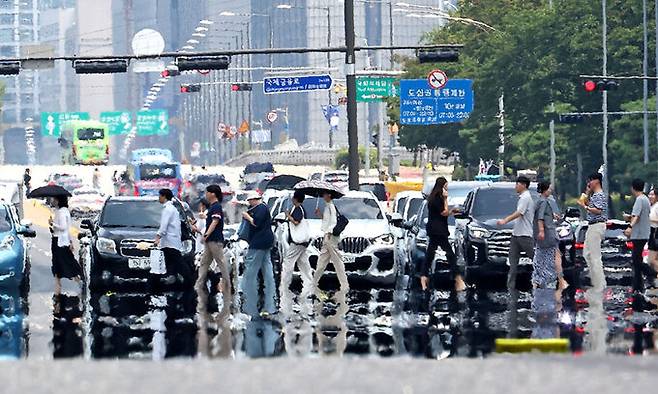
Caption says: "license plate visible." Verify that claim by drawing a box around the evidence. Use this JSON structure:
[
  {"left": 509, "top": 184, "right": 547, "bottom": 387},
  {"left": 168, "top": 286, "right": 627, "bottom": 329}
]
[
  {"left": 128, "top": 257, "right": 150, "bottom": 270},
  {"left": 601, "top": 247, "right": 619, "bottom": 254},
  {"left": 342, "top": 255, "right": 356, "bottom": 264},
  {"left": 519, "top": 257, "right": 532, "bottom": 265}
]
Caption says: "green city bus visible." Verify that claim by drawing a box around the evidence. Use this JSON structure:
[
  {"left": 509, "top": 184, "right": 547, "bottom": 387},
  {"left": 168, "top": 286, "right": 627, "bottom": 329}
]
[{"left": 61, "top": 120, "right": 110, "bottom": 165}]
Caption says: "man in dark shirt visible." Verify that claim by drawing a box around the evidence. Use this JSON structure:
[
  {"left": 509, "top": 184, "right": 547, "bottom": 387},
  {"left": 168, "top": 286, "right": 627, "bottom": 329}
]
[
  {"left": 195, "top": 184, "right": 230, "bottom": 315},
  {"left": 242, "top": 191, "right": 276, "bottom": 317}
]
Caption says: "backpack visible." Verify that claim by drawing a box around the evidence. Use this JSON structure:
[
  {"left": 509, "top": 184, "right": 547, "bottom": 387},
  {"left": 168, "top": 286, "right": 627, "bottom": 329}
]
[{"left": 332, "top": 206, "right": 349, "bottom": 237}]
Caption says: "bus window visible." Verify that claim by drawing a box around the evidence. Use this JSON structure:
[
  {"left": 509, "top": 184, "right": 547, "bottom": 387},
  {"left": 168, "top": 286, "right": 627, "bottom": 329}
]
[{"left": 77, "top": 128, "right": 105, "bottom": 140}]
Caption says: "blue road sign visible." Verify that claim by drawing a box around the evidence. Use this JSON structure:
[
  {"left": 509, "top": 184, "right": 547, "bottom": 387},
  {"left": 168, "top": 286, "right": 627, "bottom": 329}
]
[
  {"left": 399, "top": 79, "right": 474, "bottom": 125},
  {"left": 263, "top": 75, "right": 333, "bottom": 94}
]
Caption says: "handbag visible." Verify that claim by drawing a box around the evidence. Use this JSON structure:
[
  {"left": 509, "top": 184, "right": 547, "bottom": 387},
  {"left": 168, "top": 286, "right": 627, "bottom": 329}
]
[
  {"left": 289, "top": 206, "right": 311, "bottom": 245},
  {"left": 332, "top": 206, "right": 349, "bottom": 237},
  {"left": 237, "top": 218, "right": 251, "bottom": 241},
  {"left": 150, "top": 248, "right": 166, "bottom": 274}
]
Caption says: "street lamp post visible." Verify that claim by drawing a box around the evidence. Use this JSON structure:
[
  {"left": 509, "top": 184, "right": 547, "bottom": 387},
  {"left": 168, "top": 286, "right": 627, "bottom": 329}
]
[{"left": 345, "top": 0, "right": 359, "bottom": 190}]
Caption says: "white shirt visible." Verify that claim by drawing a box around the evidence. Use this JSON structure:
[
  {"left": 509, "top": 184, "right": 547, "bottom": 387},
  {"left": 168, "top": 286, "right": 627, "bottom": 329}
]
[
  {"left": 195, "top": 210, "right": 207, "bottom": 253},
  {"left": 52, "top": 207, "right": 72, "bottom": 247},
  {"left": 157, "top": 201, "right": 182, "bottom": 251},
  {"left": 650, "top": 202, "right": 658, "bottom": 228},
  {"left": 320, "top": 201, "right": 337, "bottom": 235}
]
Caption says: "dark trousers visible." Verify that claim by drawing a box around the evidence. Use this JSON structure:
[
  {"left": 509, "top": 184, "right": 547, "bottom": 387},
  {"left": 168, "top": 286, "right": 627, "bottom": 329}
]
[
  {"left": 631, "top": 239, "right": 657, "bottom": 292},
  {"left": 162, "top": 247, "right": 193, "bottom": 284},
  {"left": 422, "top": 234, "right": 458, "bottom": 277}
]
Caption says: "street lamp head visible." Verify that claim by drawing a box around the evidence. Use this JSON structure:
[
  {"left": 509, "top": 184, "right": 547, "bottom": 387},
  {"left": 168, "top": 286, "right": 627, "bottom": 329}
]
[
  {"left": 276, "top": 4, "right": 293, "bottom": 9},
  {"left": 199, "top": 20, "right": 214, "bottom": 25},
  {"left": 219, "top": 11, "right": 236, "bottom": 16}
]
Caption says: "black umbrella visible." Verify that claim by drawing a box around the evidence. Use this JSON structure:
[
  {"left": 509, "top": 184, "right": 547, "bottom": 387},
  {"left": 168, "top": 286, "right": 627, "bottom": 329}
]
[
  {"left": 265, "top": 174, "right": 305, "bottom": 191},
  {"left": 27, "top": 185, "right": 72, "bottom": 199},
  {"left": 294, "top": 180, "right": 344, "bottom": 199}
]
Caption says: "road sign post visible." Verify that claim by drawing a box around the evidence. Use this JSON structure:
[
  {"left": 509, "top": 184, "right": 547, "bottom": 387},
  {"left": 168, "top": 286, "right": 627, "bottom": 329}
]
[
  {"left": 356, "top": 77, "right": 396, "bottom": 102},
  {"left": 263, "top": 75, "right": 333, "bottom": 94},
  {"left": 399, "top": 79, "right": 474, "bottom": 125}
]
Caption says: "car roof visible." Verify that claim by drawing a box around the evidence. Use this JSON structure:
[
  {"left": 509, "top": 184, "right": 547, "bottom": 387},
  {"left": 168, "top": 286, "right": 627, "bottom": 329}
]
[
  {"left": 108, "top": 196, "right": 159, "bottom": 202},
  {"left": 395, "top": 190, "right": 422, "bottom": 200}
]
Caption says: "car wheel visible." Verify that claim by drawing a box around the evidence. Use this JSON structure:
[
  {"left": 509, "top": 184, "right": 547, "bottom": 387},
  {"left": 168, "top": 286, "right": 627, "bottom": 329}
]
[{"left": 19, "top": 257, "right": 31, "bottom": 314}]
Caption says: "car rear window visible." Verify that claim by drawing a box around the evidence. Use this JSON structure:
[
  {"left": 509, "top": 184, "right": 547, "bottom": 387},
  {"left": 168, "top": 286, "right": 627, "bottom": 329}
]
[{"left": 359, "top": 184, "right": 387, "bottom": 201}]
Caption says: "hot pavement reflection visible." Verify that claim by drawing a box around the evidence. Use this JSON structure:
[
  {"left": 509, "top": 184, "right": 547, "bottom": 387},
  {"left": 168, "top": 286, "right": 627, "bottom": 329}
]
[{"left": 9, "top": 257, "right": 658, "bottom": 359}]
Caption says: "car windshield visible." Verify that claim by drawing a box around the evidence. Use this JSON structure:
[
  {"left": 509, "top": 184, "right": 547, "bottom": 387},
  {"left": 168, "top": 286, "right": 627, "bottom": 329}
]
[
  {"left": 471, "top": 188, "right": 520, "bottom": 219},
  {"left": 100, "top": 200, "right": 162, "bottom": 228},
  {"left": 302, "top": 197, "right": 383, "bottom": 220},
  {"left": 139, "top": 164, "right": 177, "bottom": 180},
  {"left": 0, "top": 207, "right": 12, "bottom": 232},
  {"left": 77, "top": 128, "right": 104, "bottom": 140},
  {"left": 194, "top": 175, "right": 226, "bottom": 185},
  {"left": 359, "top": 184, "right": 386, "bottom": 201}
]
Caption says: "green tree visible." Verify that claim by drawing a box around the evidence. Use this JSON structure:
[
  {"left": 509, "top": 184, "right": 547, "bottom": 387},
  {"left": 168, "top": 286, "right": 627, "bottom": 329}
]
[{"left": 393, "top": 0, "right": 657, "bottom": 199}]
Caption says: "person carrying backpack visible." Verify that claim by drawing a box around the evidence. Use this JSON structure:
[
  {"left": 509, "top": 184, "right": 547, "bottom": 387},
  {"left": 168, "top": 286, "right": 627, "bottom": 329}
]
[{"left": 313, "top": 191, "right": 349, "bottom": 296}]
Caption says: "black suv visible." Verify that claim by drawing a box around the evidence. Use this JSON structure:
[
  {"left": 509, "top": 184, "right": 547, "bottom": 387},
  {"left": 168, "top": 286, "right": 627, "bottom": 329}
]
[
  {"left": 454, "top": 184, "right": 576, "bottom": 285},
  {"left": 81, "top": 196, "right": 196, "bottom": 292}
]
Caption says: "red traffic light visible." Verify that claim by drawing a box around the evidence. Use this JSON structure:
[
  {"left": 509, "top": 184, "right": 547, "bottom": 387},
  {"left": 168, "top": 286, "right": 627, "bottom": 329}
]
[
  {"left": 584, "top": 80, "right": 597, "bottom": 92},
  {"left": 180, "top": 85, "right": 190, "bottom": 93},
  {"left": 231, "top": 84, "right": 240, "bottom": 92}
]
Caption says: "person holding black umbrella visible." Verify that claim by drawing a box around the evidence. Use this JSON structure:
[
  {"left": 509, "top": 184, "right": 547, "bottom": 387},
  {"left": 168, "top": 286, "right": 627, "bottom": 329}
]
[{"left": 49, "top": 195, "right": 82, "bottom": 294}]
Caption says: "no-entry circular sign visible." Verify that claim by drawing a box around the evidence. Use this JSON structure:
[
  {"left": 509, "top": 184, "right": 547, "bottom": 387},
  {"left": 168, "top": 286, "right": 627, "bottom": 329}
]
[
  {"left": 428, "top": 69, "right": 448, "bottom": 89},
  {"left": 267, "top": 111, "right": 278, "bottom": 123}
]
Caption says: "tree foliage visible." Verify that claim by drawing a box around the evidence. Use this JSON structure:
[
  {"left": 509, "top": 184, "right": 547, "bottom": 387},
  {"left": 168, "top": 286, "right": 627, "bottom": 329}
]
[{"left": 393, "top": 0, "right": 658, "bottom": 197}]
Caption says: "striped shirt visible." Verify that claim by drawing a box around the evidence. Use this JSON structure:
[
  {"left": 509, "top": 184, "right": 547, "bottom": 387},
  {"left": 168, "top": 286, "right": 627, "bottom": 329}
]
[{"left": 587, "top": 191, "right": 608, "bottom": 224}]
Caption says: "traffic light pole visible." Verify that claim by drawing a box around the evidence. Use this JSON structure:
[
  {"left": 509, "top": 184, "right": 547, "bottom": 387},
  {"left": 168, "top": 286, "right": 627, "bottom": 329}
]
[
  {"left": 345, "top": 0, "right": 360, "bottom": 190},
  {"left": 602, "top": 0, "right": 610, "bottom": 196}
]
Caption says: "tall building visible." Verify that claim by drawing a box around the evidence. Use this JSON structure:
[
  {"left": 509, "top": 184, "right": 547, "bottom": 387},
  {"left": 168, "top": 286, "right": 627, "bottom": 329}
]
[{"left": 0, "top": 0, "right": 41, "bottom": 126}]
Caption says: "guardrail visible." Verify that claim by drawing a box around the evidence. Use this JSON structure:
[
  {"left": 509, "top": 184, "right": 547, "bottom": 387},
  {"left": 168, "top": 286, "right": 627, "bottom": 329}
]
[{"left": 224, "top": 147, "right": 417, "bottom": 167}]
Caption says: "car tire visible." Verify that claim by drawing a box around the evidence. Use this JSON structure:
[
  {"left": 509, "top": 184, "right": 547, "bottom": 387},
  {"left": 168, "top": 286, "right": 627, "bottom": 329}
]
[{"left": 19, "top": 257, "right": 31, "bottom": 314}]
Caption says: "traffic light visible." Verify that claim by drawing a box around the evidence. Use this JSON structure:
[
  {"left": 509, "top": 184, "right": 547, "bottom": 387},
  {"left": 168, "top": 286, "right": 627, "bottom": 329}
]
[
  {"left": 417, "top": 48, "right": 459, "bottom": 63},
  {"left": 558, "top": 114, "right": 586, "bottom": 124},
  {"left": 370, "top": 133, "right": 379, "bottom": 147},
  {"left": 176, "top": 56, "right": 230, "bottom": 71},
  {"left": 73, "top": 59, "right": 128, "bottom": 74},
  {"left": 0, "top": 61, "right": 20, "bottom": 75},
  {"left": 231, "top": 83, "right": 252, "bottom": 92},
  {"left": 161, "top": 67, "right": 180, "bottom": 78},
  {"left": 180, "top": 83, "right": 201, "bottom": 93},
  {"left": 583, "top": 79, "right": 618, "bottom": 92}
]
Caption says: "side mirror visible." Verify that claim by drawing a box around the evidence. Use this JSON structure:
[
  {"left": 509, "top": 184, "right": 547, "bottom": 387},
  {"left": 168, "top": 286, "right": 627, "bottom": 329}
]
[
  {"left": 273, "top": 212, "right": 287, "bottom": 223},
  {"left": 402, "top": 220, "right": 415, "bottom": 231},
  {"left": 454, "top": 211, "right": 469, "bottom": 220},
  {"left": 19, "top": 219, "right": 32, "bottom": 228},
  {"left": 388, "top": 213, "right": 404, "bottom": 227},
  {"left": 565, "top": 207, "right": 581, "bottom": 219},
  {"left": 80, "top": 219, "right": 93, "bottom": 230},
  {"left": 17, "top": 227, "right": 36, "bottom": 238}
]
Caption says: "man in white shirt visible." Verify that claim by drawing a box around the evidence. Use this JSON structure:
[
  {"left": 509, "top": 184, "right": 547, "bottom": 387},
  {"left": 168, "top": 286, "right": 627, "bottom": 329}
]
[
  {"left": 154, "top": 188, "right": 183, "bottom": 280},
  {"left": 312, "top": 191, "right": 349, "bottom": 296}
]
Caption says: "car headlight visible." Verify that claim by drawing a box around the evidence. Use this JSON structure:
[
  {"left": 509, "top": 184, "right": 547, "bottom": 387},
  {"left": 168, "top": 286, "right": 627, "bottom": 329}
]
[
  {"left": 470, "top": 227, "right": 490, "bottom": 239},
  {"left": 182, "top": 240, "right": 193, "bottom": 255},
  {"left": 96, "top": 237, "right": 117, "bottom": 255},
  {"left": 372, "top": 233, "right": 394, "bottom": 246},
  {"left": 0, "top": 235, "right": 15, "bottom": 250}
]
